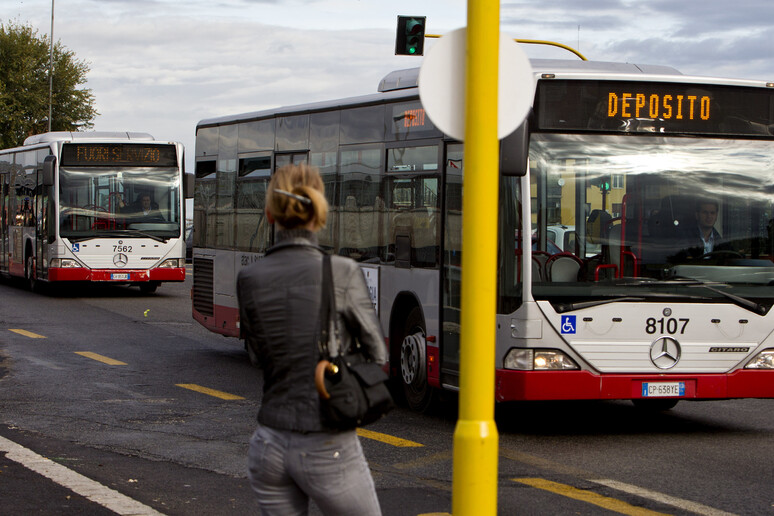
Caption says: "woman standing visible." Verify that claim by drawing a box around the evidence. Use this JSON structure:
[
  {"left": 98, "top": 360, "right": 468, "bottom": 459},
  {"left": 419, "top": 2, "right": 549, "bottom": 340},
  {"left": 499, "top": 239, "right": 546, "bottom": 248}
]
[{"left": 237, "top": 163, "right": 386, "bottom": 515}]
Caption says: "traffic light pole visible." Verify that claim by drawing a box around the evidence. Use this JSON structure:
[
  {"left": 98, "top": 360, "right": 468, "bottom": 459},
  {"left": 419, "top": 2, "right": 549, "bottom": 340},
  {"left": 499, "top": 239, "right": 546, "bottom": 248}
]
[{"left": 452, "top": 0, "right": 500, "bottom": 514}]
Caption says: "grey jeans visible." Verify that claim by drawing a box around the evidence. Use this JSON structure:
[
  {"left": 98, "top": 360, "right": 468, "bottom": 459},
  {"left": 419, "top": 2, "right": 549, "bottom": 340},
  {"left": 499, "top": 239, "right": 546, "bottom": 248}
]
[{"left": 247, "top": 423, "right": 382, "bottom": 516}]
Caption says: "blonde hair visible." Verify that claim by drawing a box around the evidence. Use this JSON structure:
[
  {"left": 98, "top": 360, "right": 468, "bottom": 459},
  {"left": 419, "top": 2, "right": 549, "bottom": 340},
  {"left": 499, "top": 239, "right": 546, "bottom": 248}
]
[{"left": 266, "top": 163, "right": 328, "bottom": 231}]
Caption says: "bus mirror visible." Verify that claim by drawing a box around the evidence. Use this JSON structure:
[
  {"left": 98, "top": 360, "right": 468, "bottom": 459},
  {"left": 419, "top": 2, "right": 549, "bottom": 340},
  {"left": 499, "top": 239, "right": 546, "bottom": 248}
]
[
  {"left": 500, "top": 120, "right": 528, "bottom": 176},
  {"left": 42, "top": 155, "right": 56, "bottom": 186},
  {"left": 184, "top": 173, "right": 195, "bottom": 199}
]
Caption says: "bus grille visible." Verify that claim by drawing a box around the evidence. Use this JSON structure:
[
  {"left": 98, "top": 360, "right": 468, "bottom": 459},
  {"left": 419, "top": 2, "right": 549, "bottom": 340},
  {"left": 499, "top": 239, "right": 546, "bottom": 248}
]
[{"left": 193, "top": 257, "right": 214, "bottom": 317}]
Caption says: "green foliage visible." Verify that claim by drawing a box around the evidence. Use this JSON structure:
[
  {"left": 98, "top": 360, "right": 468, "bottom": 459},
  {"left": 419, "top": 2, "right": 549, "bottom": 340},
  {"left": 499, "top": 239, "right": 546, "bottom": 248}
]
[{"left": 0, "top": 21, "right": 97, "bottom": 149}]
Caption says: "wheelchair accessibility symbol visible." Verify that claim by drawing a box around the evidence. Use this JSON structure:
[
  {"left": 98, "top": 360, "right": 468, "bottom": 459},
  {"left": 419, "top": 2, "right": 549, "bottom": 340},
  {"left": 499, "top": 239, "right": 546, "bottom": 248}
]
[
  {"left": 561, "top": 315, "right": 576, "bottom": 334},
  {"left": 72, "top": 243, "right": 80, "bottom": 253}
]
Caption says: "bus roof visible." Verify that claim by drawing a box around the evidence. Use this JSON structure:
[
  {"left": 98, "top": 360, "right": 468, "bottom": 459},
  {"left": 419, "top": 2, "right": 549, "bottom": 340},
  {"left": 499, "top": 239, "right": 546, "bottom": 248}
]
[
  {"left": 22, "top": 131, "right": 156, "bottom": 146},
  {"left": 197, "top": 58, "right": 774, "bottom": 130}
]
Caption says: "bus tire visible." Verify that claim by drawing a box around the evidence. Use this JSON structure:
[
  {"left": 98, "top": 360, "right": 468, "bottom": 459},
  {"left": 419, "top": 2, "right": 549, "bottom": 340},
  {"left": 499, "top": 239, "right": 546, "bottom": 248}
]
[
  {"left": 139, "top": 282, "right": 159, "bottom": 294},
  {"left": 399, "top": 306, "right": 434, "bottom": 412},
  {"left": 631, "top": 399, "right": 679, "bottom": 411}
]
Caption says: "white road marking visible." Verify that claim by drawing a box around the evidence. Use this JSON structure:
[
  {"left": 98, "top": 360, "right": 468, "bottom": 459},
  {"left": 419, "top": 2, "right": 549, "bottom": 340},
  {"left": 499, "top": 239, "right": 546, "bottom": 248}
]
[
  {"left": 590, "top": 478, "right": 738, "bottom": 516},
  {"left": 0, "top": 434, "right": 165, "bottom": 515}
]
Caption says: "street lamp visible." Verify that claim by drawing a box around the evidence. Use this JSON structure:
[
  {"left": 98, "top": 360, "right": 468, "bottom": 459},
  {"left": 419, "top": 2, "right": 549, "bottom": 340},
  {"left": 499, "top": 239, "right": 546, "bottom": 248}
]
[{"left": 48, "top": 0, "right": 54, "bottom": 132}]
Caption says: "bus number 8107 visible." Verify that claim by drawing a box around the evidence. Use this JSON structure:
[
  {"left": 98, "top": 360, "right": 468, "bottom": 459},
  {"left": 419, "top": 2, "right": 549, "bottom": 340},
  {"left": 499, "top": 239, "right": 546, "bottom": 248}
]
[{"left": 646, "top": 317, "right": 689, "bottom": 335}]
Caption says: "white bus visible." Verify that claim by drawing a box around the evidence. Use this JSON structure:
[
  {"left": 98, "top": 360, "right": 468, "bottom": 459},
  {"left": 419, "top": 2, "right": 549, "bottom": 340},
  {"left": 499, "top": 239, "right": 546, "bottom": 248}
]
[
  {"left": 192, "top": 59, "right": 774, "bottom": 411},
  {"left": 0, "top": 132, "right": 190, "bottom": 293}
]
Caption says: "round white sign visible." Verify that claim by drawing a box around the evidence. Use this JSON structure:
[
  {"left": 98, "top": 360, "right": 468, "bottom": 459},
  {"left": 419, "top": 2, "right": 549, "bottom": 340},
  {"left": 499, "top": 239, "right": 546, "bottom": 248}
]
[{"left": 418, "top": 27, "right": 535, "bottom": 141}]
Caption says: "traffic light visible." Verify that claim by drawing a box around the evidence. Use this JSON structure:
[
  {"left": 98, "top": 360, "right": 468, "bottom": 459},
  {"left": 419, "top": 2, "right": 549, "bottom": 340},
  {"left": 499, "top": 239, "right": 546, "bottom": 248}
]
[
  {"left": 596, "top": 175, "right": 611, "bottom": 192},
  {"left": 395, "top": 16, "right": 426, "bottom": 56}
]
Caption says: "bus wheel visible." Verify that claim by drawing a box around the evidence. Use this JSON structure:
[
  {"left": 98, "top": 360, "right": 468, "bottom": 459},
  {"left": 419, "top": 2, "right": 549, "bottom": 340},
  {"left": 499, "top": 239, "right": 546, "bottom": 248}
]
[
  {"left": 400, "top": 307, "right": 434, "bottom": 412},
  {"left": 139, "top": 282, "right": 159, "bottom": 294},
  {"left": 631, "top": 399, "right": 679, "bottom": 411}
]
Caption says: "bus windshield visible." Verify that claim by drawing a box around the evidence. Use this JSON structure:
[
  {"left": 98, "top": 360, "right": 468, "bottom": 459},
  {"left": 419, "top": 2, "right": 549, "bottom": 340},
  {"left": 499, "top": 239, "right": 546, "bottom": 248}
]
[
  {"left": 58, "top": 166, "right": 181, "bottom": 241},
  {"left": 522, "top": 134, "right": 774, "bottom": 312}
]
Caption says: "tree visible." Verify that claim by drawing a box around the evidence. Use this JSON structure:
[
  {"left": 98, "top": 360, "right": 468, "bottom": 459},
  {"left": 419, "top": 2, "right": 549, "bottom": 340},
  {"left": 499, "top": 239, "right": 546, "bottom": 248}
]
[{"left": 0, "top": 21, "right": 97, "bottom": 149}]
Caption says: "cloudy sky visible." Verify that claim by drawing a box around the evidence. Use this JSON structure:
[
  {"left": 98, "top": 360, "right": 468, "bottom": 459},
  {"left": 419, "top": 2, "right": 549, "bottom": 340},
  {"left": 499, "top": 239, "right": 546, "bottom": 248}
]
[{"left": 5, "top": 0, "right": 774, "bottom": 172}]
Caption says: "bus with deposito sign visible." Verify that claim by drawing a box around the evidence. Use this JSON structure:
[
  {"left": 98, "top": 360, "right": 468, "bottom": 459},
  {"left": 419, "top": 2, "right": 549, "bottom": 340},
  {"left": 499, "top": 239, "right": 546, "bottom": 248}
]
[
  {"left": 192, "top": 58, "right": 774, "bottom": 411},
  {"left": 0, "top": 132, "right": 190, "bottom": 293}
]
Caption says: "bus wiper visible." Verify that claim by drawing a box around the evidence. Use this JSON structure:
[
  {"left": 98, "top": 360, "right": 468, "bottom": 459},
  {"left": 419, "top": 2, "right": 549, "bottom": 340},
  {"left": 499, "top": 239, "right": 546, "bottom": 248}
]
[
  {"left": 91, "top": 229, "right": 167, "bottom": 243},
  {"left": 686, "top": 281, "right": 766, "bottom": 315},
  {"left": 553, "top": 288, "right": 714, "bottom": 313},
  {"left": 555, "top": 297, "right": 645, "bottom": 313}
]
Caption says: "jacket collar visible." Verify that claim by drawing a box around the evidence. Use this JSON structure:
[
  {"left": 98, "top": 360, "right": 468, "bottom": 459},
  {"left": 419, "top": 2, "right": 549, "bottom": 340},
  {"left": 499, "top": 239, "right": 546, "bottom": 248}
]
[{"left": 266, "top": 229, "right": 323, "bottom": 255}]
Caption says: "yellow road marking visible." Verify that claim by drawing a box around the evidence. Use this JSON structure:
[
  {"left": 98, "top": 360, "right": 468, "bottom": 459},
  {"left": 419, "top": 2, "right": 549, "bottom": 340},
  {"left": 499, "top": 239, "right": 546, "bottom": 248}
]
[
  {"left": 74, "top": 352, "right": 127, "bottom": 366},
  {"left": 176, "top": 384, "right": 245, "bottom": 400},
  {"left": 9, "top": 329, "right": 46, "bottom": 339},
  {"left": 513, "top": 478, "right": 670, "bottom": 516},
  {"left": 392, "top": 450, "right": 452, "bottom": 471},
  {"left": 356, "top": 428, "right": 424, "bottom": 448}
]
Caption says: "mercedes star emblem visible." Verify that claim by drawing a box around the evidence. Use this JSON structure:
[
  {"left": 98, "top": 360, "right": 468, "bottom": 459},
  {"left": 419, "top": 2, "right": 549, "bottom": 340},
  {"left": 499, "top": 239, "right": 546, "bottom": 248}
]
[
  {"left": 649, "top": 337, "right": 681, "bottom": 369},
  {"left": 113, "top": 253, "right": 128, "bottom": 267}
]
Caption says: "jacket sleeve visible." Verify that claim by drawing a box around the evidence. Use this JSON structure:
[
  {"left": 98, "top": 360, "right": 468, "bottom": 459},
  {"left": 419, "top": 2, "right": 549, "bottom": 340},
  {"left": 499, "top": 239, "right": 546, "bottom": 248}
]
[
  {"left": 336, "top": 258, "right": 387, "bottom": 365},
  {"left": 236, "top": 270, "right": 261, "bottom": 359}
]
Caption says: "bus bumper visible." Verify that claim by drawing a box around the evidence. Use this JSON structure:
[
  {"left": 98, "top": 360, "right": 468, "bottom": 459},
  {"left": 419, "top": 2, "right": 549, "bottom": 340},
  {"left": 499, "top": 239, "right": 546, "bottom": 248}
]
[
  {"left": 495, "top": 369, "right": 774, "bottom": 401},
  {"left": 48, "top": 267, "right": 185, "bottom": 282}
]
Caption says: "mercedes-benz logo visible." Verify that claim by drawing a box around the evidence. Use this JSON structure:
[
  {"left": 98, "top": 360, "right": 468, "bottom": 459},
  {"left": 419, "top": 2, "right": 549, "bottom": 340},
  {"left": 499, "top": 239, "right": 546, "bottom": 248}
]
[
  {"left": 649, "top": 337, "right": 681, "bottom": 369},
  {"left": 113, "top": 253, "right": 128, "bottom": 267}
]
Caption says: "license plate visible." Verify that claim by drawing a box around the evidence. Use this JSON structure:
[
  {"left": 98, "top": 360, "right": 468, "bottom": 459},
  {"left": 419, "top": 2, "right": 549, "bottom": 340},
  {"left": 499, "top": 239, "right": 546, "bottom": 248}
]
[
  {"left": 111, "top": 273, "right": 130, "bottom": 280},
  {"left": 642, "top": 382, "right": 685, "bottom": 397}
]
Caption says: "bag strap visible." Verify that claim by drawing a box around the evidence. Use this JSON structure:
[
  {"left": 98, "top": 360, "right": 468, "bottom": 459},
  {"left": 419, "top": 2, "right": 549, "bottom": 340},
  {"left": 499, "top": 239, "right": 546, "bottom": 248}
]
[{"left": 317, "top": 254, "right": 340, "bottom": 359}]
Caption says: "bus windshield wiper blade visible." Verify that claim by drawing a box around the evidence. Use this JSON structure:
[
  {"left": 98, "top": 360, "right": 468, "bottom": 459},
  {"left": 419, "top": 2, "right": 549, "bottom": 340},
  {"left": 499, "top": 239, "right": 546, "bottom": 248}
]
[
  {"left": 555, "top": 296, "right": 645, "bottom": 313},
  {"left": 668, "top": 275, "right": 766, "bottom": 315},
  {"left": 687, "top": 283, "right": 766, "bottom": 315},
  {"left": 92, "top": 229, "right": 167, "bottom": 243}
]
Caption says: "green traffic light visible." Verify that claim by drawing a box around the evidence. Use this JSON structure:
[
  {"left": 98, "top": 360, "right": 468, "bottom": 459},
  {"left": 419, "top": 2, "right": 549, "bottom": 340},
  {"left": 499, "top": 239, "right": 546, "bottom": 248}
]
[{"left": 395, "top": 15, "right": 426, "bottom": 56}]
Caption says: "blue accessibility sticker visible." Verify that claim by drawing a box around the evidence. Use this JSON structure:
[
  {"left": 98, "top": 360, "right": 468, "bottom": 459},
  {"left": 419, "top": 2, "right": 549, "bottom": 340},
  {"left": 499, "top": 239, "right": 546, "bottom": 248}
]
[
  {"left": 72, "top": 243, "right": 80, "bottom": 252},
  {"left": 560, "top": 315, "right": 576, "bottom": 334}
]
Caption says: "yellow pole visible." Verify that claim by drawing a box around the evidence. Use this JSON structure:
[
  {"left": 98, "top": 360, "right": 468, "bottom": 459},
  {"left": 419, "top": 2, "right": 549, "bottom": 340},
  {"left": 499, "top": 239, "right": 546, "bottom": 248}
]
[{"left": 452, "top": 0, "right": 500, "bottom": 515}]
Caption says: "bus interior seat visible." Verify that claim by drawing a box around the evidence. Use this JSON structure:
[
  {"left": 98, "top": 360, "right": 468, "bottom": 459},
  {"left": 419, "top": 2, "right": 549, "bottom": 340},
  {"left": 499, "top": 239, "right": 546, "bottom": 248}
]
[
  {"left": 532, "top": 251, "right": 550, "bottom": 281},
  {"left": 546, "top": 252, "right": 583, "bottom": 282}
]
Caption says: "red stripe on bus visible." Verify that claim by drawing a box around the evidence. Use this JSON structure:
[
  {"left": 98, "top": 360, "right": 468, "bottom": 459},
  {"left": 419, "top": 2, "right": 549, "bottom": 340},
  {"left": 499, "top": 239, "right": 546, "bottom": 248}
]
[
  {"left": 495, "top": 369, "right": 774, "bottom": 401},
  {"left": 47, "top": 268, "right": 184, "bottom": 282}
]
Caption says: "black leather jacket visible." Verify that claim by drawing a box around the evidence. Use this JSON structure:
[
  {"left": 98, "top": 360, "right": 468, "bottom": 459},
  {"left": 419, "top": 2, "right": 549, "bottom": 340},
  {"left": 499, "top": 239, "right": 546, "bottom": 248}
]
[{"left": 237, "top": 230, "right": 387, "bottom": 433}]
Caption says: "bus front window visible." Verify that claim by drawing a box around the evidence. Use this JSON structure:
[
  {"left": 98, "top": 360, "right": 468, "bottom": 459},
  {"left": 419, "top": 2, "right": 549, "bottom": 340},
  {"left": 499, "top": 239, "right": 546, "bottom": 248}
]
[
  {"left": 59, "top": 166, "right": 180, "bottom": 240},
  {"left": 522, "top": 134, "right": 774, "bottom": 314}
]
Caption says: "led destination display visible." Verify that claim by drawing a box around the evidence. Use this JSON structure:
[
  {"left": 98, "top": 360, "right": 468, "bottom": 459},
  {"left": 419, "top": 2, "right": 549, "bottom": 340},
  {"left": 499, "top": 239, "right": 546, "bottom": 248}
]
[
  {"left": 61, "top": 143, "right": 177, "bottom": 167},
  {"left": 537, "top": 80, "right": 774, "bottom": 136}
]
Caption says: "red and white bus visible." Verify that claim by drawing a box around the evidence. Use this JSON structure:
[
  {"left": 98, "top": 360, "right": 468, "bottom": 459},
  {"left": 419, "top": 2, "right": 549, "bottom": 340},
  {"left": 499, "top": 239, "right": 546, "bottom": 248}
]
[
  {"left": 0, "top": 131, "right": 190, "bottom": 293},
  {"left": 192, "top": 59, "right": 774, "bottom": 411}
]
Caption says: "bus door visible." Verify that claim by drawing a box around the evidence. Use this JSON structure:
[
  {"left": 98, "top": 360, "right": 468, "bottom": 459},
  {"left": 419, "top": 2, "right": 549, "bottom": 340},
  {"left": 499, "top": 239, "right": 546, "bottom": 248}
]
[
  {"left": 35, "top": 151, "right": 54, "bottom": 282},
  {"left": 441, "top": 143, "right": 464, "bottom": 387},
  {"left": 0, "top": 171, "right": 7, "bottom": 274}
]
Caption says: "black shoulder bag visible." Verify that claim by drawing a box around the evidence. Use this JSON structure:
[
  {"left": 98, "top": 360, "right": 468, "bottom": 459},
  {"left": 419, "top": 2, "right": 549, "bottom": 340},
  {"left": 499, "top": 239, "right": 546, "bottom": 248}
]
[{"left": 314, "top": 254, "right": 394, "bottom": 429}]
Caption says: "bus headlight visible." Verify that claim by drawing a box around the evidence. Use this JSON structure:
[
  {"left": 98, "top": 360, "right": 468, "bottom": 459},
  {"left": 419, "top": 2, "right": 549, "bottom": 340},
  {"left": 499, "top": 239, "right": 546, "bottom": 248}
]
[
  {"left": 744, "top": 349, "right": 774, "bottom": 369},
  {"left": 504, "top": 348, "right": 579, "bottom": 371},
  {"left": 50, "top": 258, "right": 80, "bottom": 268},
  {"left": 159, "top": 258, "right": 183, "bottom": 268}
]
